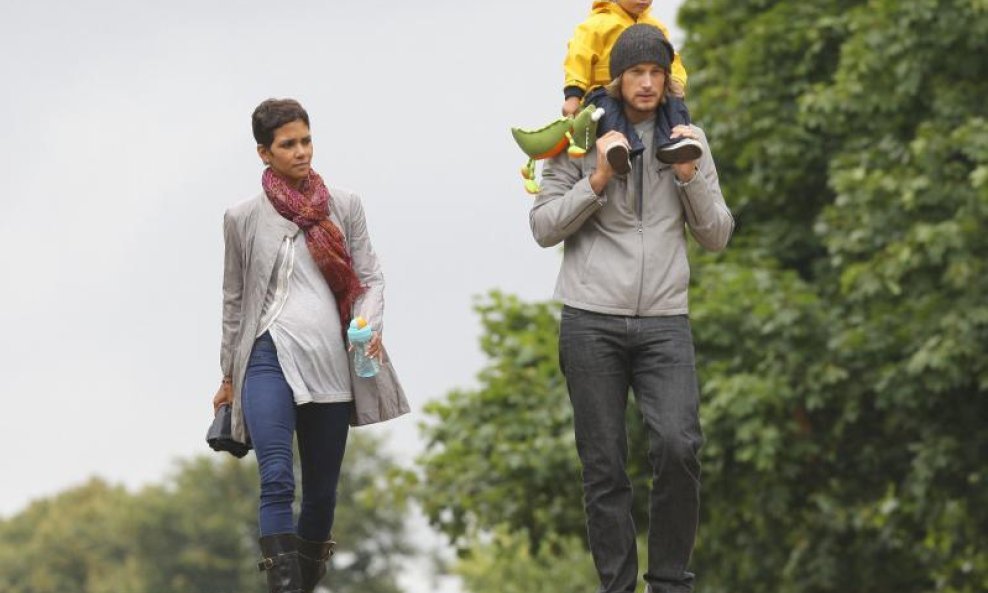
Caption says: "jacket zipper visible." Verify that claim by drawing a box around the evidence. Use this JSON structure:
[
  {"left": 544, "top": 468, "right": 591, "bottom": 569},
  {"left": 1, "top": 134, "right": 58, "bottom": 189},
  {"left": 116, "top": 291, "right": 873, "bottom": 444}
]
[{"left": 634, "top": 153, "right": 645, "bottom": 316}]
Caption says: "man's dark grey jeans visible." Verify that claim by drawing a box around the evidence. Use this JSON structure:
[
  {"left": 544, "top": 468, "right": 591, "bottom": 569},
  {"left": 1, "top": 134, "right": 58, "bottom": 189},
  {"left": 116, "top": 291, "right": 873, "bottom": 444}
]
[{"left": 559, "top": 306, "right": 702, "bottom": 593}]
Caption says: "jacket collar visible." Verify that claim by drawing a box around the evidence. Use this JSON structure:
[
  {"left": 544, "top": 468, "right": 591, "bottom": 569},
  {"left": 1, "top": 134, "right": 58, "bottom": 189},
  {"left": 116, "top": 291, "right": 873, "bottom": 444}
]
[{"left": 256, "top": 192, "right": 301, "bottom": 237}]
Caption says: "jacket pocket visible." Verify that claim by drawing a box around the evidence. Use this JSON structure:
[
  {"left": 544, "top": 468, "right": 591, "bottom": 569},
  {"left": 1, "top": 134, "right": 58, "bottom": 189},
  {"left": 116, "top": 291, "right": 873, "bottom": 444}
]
[{"left": 578, "top": 233, "right": 599, "bottom": 285}]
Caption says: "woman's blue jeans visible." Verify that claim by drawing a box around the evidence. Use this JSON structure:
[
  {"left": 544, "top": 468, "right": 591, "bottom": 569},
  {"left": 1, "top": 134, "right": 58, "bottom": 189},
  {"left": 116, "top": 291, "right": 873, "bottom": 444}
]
[{"left": 242, "top": 332, "right": 351, "bottom": 540}]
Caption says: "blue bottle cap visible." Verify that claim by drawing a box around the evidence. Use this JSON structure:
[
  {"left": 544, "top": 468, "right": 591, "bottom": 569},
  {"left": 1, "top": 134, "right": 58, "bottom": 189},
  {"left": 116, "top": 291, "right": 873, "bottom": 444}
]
[{"left": 347, "top": 318, "right": 373, "bottom": 341}]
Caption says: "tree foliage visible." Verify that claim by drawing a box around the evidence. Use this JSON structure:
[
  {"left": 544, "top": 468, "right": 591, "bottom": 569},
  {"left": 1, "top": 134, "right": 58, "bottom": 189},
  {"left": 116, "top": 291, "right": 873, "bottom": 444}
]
[
  {"left": 416, "top": 293, "right": 595, "bottom": 551},
  {"left": 0, "top": 433, "right": 410, "bottom": 593},
  {"left": 417, "top": 1, "right": 988, "bottom": 592},
  {"left": 453, "top": 531, "right": 601, "bottom": 593},
  {"left": 682, "top": 0, "right": 988, "bottom": 590}
]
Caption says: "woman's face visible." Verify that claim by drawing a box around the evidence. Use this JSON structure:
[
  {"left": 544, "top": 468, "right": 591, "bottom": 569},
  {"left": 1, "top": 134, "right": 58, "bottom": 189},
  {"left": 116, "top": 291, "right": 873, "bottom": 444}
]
[{"left": 258, "top": 119, "right": 313, "bottom": 185}]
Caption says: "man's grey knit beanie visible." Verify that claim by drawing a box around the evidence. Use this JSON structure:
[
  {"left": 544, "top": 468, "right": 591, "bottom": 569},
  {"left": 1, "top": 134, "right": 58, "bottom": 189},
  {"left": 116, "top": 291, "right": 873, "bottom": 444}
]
[{"left": 609, "top": 24, "right": 675, "bottom": 80}]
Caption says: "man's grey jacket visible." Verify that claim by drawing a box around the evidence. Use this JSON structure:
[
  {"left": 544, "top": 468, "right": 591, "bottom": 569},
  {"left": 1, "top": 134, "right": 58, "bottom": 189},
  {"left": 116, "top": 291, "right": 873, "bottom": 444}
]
[{"left": 530, "top": 126, "right": 734, "bottom": 316}]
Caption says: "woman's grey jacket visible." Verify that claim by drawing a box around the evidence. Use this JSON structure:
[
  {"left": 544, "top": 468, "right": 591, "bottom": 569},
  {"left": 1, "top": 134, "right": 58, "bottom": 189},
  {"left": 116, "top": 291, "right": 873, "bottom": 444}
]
[
  {"left": 530, "top": 126, "right": 733, "bottom": 316},
  {"left": 221, "top": 188, "right": 409, "bottom": 444}
]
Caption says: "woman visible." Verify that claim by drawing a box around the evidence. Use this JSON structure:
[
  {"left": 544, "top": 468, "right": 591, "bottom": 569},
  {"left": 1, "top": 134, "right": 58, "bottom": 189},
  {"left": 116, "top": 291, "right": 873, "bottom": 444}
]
[{"left": 213, "top": 98, "right": 409, "bottom": 593}]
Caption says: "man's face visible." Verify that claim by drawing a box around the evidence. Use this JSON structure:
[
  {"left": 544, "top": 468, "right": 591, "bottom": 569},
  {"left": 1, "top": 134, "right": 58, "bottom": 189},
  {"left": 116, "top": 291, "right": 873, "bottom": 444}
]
[
  {"left": 616, "top": 0, "right": 652, "bottom": 17},
  {"left": 258, "top": 119, "right": 313, "bottom": 184},
  {"left": 620, "top": 62, "right": 666, "bottom": 118}
]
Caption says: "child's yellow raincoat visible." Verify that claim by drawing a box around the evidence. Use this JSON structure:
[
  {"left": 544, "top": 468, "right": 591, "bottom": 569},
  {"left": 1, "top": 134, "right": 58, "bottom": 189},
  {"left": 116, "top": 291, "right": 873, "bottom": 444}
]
[{"left": 564, "top": 1, "right": 688, "bottom": 94}]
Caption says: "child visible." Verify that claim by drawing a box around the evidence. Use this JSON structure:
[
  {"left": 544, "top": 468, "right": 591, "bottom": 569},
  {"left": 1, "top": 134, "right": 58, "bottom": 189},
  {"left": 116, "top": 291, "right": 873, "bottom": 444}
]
[{"left": 562, "top": 0, "right": 702, "bottom": 173}]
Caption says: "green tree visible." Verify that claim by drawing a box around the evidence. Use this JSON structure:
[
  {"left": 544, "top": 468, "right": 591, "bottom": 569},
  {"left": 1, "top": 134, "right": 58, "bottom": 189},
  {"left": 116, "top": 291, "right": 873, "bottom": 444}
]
[
  {"left": 0, "top": 479, "right": 145, "bottom": 593},
  {"left": 681, "top": 0, "right": 988, "bottom": 590},
  {"left": 453, "top": 531, "right": 599, "bottom": 593},
  {"left": 417, "top": 1, "right": 988, "bottom": 592},
  {"left": 415, "top": 292, "right": 583, "bottom": 552},
  {"left": 0, "top": 433, "right": 411, "bottom": 593},
  {"left": 329, "top": 432, "right": 413, "bottom": 593},
  {"left": 128, "top": 456, "right": 262, "bottom": 593}
]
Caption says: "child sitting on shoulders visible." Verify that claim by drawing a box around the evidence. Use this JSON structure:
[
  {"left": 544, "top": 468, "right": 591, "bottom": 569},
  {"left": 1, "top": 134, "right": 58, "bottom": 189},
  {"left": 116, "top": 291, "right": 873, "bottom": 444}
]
[{"left": 562, "top": 0, "right": 702, "bottom": 172}]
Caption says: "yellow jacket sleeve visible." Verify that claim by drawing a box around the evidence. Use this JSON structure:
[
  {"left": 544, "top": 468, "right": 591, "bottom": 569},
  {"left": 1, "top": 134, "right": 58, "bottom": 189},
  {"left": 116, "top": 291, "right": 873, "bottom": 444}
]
[
  {"left": 563, "top": 18, "right": 605, "bottom": 93},
  {"left": 642, "top": 15, "right": 688, "bottom": 90},
  {"left": 670, "top": 52, "right": 688, "bottom": 90}
]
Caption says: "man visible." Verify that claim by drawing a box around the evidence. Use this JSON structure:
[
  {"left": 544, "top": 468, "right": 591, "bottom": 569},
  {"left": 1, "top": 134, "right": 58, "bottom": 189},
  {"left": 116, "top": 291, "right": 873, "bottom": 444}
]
[{"left": 530, "top": 24, "right": 733, "bottom": 593}]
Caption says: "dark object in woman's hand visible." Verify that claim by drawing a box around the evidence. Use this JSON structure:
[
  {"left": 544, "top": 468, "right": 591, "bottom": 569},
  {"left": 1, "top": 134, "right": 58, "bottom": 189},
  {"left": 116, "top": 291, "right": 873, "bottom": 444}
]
[{"left": 206, "top": 403, "right": 252, "bottom": 458}]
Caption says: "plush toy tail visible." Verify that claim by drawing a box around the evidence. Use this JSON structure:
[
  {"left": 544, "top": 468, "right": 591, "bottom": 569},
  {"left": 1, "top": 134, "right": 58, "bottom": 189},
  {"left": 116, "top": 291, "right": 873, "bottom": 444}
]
[
  {"left": 567, "top": 105, "right": 605, "bottom": 159},
  {"left": 566, "top": 132, "right": 587, "bottom": 158},
  {"left": 521, "top": 159, "right": 540, "bottom": 195},
  {"left": 511, "top": 118, "right": 573, "bottom": 160}
]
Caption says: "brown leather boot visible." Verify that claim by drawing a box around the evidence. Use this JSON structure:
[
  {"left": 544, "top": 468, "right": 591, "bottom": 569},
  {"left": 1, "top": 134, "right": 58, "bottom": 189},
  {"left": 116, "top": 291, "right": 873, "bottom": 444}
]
[
  {"left": 296, "top": 535, "right": 336, "bottom": 593},
  {"left": 258, "top": 534, "right": 303, "bottom": 593}
]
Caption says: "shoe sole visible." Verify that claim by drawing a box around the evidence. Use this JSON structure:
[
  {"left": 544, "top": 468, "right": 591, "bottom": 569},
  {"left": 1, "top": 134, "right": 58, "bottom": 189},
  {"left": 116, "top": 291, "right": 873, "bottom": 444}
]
[
  {"left": 657, "top": 138, "right": 703, "bottom": 164},
  {"left": 605, "top": 144, "right": 632, "bottom": 174}
]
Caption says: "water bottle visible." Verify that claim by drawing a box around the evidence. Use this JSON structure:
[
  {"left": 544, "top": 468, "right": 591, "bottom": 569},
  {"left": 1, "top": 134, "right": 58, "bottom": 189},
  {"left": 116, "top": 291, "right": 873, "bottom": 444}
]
[{"left": 347, "top": 316, "right": 380, "bottom": 378}]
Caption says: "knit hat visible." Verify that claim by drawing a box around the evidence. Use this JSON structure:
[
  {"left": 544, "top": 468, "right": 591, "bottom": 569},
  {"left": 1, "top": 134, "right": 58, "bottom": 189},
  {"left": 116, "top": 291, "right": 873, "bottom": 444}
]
[{"left": 609, "top": 24, "right": 675, "bottom": 80}]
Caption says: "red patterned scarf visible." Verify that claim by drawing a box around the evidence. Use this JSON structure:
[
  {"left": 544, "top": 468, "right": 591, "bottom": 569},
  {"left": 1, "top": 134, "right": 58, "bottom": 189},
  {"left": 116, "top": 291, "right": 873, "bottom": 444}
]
[{"left": 262, "top": 167, "right": 365, "bottom": 326}]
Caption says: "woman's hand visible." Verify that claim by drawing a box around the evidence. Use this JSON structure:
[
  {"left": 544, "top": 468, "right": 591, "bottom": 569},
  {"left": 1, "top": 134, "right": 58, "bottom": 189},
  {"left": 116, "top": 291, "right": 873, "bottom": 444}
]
[
  {"left": 366, "top": 331, "right": 383, "bottom": 361},
  {"left": 213, "top": 381, "right": 233, "bottom": 414}
]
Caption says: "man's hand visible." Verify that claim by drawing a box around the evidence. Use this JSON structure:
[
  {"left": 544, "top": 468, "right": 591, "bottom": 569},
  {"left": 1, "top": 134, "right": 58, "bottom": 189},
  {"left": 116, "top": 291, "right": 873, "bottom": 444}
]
[
  {"left": 562, "top": 97, "right": 582, "bottom": 117},
  {"left": 590, "top": 131, "right": 628, "bottom": 194},
  {"left": 669, "top": 125, "right": 699, "bottom": 183},
  {"left": 213, "top": 381, "right": 233, "bottom": 414}
]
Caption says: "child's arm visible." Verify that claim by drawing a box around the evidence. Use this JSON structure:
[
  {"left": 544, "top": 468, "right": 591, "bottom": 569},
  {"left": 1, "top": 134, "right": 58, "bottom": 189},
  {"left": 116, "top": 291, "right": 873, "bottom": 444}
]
[
  {"left": 562, "top": 20, "right": 602, "bottom": 114},
  {"left": 563, "top": 96, "right": 582, "bottom": 117},
  {"left": 670, "top": 53, "right": 688, "bottom": 97}
]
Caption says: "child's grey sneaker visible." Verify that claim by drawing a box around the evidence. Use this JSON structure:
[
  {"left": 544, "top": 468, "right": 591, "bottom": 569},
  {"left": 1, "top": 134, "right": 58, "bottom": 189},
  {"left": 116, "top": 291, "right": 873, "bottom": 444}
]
[
  {"left": 605, "top": 141, "right": 632, "bottom": 175},
  {"left": 657, "top": 137, "right": 703, "bottom": 164}
]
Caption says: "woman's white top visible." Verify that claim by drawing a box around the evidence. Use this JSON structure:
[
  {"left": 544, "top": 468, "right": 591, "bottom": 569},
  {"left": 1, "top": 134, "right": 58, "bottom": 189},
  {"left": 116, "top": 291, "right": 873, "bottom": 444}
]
[{"left": 257, "top": 231, "right": 353, "bottom": 404}]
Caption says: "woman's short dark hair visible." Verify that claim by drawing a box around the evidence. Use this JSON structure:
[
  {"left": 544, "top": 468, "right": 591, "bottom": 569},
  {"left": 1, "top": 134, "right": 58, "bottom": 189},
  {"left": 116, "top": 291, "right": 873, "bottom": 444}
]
[{"left": 252, "top": 99, "right": 310, "bottom": 148}]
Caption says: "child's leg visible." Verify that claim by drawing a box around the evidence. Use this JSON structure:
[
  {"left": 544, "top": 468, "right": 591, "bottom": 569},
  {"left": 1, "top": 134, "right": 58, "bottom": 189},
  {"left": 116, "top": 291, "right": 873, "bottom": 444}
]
[
  {"left": 668, "top": 95, "right": 692, "bottom": 126},
  {"left": 655, "top": 96, "right": 691, "bottom": 146},
  {"left": 654, "top": 96, "right": 703, "bottom": 164},
  {"left": 585, "top": 88, "right": 645, "bottom": 156}
]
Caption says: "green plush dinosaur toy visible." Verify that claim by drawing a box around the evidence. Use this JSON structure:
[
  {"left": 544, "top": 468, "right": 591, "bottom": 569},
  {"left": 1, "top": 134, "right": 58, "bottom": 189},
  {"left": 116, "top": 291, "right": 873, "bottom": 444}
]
[{"left": 511, "top": 104, "right": 605, "bottom": 195}]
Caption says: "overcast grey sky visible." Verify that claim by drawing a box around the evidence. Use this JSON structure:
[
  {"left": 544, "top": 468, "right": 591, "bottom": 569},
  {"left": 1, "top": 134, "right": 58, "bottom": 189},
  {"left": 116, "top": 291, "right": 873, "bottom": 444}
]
[{"left": 0, "top": 0, "right": 685, "bottom": 578}]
